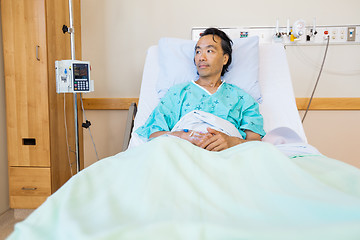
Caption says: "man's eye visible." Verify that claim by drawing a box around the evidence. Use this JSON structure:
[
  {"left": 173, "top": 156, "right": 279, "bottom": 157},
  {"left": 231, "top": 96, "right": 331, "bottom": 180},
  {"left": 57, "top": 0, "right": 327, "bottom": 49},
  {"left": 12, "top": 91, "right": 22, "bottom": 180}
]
[
  {"left": 207, "top": 50, "right": 213, "bottom": 53},
  {"left": 196, "top": 50, "right": 201, "bottom": 54}
]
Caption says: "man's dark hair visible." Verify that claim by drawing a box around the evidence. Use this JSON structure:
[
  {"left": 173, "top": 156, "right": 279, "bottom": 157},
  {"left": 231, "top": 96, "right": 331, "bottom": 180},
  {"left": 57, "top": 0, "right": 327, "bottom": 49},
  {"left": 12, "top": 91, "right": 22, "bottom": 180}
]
[{"left": 199, "top": 28, "right": 233, "bottom": 76}]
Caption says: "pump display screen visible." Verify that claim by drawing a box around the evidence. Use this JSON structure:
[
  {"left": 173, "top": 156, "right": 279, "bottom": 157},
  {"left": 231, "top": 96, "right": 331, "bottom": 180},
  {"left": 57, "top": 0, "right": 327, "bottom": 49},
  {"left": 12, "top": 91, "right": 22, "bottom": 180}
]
[
  {"left": 73, "top": 63, "right": 89, "bottom": 79},
  {"left": 73, "top": 63, "right": 89, "bottom": 91}
]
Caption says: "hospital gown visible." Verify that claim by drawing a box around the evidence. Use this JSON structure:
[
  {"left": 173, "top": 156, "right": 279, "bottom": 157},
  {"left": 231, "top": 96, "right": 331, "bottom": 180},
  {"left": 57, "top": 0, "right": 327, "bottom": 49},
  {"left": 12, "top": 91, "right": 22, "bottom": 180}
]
[{"left": 136, "top": 81, "right": 265, "bottom": 139}]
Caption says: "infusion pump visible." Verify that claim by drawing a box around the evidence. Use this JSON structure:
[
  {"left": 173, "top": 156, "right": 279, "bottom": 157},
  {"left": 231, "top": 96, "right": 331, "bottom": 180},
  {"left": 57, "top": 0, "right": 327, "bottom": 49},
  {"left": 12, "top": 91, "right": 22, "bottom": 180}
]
[{"left": 55, "top": 60, "right": 94, "bottom": 93}]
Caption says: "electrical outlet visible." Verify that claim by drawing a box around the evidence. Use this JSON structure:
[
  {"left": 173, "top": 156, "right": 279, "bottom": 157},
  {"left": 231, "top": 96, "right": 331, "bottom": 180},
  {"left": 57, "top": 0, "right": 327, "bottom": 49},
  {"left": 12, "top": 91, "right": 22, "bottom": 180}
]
[{"left": 347, "top": 27, "right": 356, "bottom": 41}]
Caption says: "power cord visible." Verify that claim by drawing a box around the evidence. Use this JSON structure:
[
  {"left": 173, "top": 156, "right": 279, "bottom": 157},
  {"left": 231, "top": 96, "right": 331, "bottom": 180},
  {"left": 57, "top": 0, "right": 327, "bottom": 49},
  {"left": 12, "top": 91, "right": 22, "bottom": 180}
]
[
  {"left": 293, "top": 43, "right": 360, "bottom": 76},
  {"left": 80, "top": 95, "right": 99, "bottom": 161},
  {"left": 63, "top": 93, "right": 100, "bottom": 177},
  {"left": 302, "top": 36, "right": 330, "bottom": 123}
]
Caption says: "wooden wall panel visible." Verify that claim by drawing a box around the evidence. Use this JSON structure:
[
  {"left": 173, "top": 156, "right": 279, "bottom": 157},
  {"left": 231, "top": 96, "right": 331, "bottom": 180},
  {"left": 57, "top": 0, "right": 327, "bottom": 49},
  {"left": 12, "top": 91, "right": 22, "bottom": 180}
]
[{"left": 45, "top": 0, "right": 83, "bottom": 191}]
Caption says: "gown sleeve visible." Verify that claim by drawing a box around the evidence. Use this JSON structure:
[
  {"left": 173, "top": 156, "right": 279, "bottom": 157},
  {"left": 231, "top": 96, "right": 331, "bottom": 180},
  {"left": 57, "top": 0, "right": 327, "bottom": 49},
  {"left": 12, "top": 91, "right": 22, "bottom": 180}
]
[
  {"left": 135, "top": 87, "right": 180, "bottom": 139},
  {"left": 239, "top": 95, "right": 266, "bottom": 138}
]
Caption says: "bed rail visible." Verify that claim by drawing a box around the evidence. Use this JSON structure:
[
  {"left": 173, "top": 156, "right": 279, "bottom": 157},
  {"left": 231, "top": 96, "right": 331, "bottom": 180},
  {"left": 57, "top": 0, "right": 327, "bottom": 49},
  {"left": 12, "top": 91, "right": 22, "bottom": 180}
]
[{"left": 122, "top": 102, "right": 137, "bottom": 151}]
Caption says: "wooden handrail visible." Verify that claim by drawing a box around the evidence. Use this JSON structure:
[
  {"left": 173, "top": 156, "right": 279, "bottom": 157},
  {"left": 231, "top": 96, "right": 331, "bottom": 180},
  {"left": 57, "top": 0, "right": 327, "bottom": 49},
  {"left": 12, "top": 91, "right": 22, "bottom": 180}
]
[
  {"left": 82, "top": 97, "right": 360, "bottom": 110},
  {"left": 296, "top": 98, "right": 360, "bottom": 110},
  {"left": 82, "top": 98, "right": 139, "bottom": 110}
]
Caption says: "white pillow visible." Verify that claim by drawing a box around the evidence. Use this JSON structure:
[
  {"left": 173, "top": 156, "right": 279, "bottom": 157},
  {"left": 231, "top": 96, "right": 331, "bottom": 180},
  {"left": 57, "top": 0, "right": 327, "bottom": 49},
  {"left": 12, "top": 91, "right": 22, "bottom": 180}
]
[{"left": 156, "top": 36, "right": 262, "bottom": 103}]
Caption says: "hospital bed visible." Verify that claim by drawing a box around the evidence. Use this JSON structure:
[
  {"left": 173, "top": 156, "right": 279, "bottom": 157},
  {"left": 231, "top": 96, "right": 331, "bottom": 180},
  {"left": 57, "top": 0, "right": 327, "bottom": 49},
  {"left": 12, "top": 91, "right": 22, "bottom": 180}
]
[
  {"left": 125, "top": 37, "right": 311, "bottom": 155},
  {"left": 7, "top": 37, "right": 360, "bottom": 240}
]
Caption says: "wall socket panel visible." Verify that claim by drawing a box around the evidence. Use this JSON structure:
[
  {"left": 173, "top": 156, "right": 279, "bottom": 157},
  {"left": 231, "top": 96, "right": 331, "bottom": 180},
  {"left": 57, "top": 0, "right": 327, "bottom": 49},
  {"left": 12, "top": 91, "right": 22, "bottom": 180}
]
[
  {"left": 347, "top": 26, "right": 356, "bottom": 41},
  {"left": 192, "top": 25, "right": 360, "bottom": 45}
]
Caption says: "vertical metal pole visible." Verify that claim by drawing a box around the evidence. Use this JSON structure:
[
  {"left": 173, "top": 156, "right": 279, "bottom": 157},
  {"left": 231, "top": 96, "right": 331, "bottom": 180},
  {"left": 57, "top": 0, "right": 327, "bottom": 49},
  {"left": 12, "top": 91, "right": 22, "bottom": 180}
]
[{"left": 68, "top": 0, "right": 80, "bottom": 173}]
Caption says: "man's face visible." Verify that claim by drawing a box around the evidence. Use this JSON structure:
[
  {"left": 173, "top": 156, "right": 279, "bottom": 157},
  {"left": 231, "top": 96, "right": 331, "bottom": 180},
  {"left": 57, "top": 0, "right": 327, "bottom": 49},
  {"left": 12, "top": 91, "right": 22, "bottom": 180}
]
[{"left": 194, "top": 35, "right": 229, "bottom": 79}]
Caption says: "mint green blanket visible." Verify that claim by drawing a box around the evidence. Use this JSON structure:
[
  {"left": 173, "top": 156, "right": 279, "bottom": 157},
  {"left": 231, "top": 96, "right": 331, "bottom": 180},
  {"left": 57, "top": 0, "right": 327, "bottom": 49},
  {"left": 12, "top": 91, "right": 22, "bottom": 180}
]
[{"left": 8, "top": 137, "right": 360, "bottom": 239}]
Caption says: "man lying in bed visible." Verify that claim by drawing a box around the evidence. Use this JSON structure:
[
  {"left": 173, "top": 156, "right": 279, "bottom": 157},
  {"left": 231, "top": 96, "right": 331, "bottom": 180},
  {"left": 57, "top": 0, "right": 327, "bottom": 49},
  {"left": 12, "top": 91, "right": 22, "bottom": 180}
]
[{"left": 136, "top": 28, "right": 265, "bottom": 151}]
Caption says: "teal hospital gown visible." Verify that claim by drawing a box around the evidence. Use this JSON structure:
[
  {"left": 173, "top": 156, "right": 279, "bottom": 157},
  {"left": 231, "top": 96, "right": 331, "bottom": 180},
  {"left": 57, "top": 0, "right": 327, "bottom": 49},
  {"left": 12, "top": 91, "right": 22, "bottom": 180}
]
[{"left": 136, "top": 81, "right": 266, "bottom": 139}]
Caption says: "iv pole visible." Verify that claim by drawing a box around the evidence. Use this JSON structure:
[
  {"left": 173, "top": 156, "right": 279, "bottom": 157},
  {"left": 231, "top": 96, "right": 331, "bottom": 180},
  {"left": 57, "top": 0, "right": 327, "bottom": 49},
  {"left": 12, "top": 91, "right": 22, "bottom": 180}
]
[{"left": 67, "top": 0, "right": 81, "bottom": 173}]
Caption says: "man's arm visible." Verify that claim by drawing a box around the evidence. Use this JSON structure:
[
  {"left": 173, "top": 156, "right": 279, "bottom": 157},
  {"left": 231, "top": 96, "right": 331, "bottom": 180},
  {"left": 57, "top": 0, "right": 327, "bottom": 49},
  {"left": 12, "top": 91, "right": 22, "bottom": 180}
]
[
  {"left": 150, "top": 130, "right": 213, "bottom": 145},
  {"left": 149, "top": 131, "right": 171, "bottom": 139},
  {"left": 149, "top": 131, "right": 190, "bottom": 139},
  {"left": 243, "top": 130, "right": 262, "bottom": 141}
]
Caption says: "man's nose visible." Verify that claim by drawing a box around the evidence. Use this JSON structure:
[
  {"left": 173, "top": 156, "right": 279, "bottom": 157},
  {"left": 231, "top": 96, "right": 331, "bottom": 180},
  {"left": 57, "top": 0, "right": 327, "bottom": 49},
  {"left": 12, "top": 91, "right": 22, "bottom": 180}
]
[{"left": 199, "top": 52, "right": 206, "bottom": 61}]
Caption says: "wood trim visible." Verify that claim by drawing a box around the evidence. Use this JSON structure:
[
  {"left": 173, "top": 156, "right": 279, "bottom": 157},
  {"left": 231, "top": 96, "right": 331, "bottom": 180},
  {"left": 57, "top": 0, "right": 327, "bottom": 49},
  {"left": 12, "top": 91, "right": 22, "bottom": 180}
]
[
  {"left": 82, "top": 98, "right": 139, "bottom": 110},
  {"left": 296, "top": 98, "right": 360, "bottom": 110},
  {"left": 82, "top": 98, "right": 360, "bottom": 110}
]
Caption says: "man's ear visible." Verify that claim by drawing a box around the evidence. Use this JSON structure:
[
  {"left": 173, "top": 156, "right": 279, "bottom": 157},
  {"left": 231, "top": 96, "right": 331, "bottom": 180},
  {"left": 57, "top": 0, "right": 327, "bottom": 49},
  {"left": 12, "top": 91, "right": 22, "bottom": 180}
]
[{"left": 223, "top": 54, "right": 229, "bottom": 65}]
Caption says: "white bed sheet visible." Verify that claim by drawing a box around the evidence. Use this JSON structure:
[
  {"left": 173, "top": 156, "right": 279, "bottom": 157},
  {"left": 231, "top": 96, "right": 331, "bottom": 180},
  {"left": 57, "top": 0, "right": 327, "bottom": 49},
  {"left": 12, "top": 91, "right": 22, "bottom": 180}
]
[{"left": 129, "top": 43, "right": 309, "bottom": 154}]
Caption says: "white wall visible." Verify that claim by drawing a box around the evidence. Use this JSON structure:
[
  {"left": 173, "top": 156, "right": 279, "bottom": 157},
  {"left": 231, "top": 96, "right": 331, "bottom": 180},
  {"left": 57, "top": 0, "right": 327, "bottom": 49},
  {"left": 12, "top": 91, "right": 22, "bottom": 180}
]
[
  {"left": 81, "top": 0, "right": 360, "bottom": 98},
  {"left": 0, "top": 8, "right": 9, "bottom": 214},
  {"left": 80, "top": 0, "right": 360, "bottom": 167}
]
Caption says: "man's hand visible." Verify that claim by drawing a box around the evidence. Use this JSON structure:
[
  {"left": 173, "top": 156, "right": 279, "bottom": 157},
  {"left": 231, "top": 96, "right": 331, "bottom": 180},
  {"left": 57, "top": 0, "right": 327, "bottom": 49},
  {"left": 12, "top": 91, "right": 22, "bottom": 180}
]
[
  {"left": 185, "top": 131, "right": 213, "bottom": 146},
  {"left": 150, "top": 128, "right": 261, "bottom": 152},
  {"left": 199, "top": 128, "right": 244, "bottom": 151},
  {"left": 152, "top": 130, "right": 213, "bottom": 146},
  {"left": 199, "top": 128, "right": 261, "bottom": 151}
]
